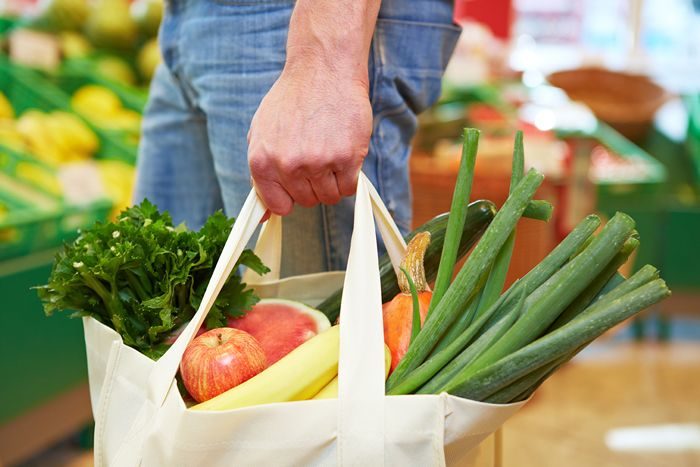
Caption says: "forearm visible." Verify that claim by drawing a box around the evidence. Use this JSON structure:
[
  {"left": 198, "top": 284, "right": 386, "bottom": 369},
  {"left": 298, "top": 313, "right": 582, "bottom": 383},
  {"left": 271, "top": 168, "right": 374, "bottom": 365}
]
[{"left": 285, "top": 0, "right": 381, "bottom": 86}]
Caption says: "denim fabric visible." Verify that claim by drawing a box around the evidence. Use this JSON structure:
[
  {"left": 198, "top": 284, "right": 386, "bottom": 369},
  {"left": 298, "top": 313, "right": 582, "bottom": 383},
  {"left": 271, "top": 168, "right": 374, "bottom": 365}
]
[{"left": 134, "top": 0, "right": 460, "bottom": 276}]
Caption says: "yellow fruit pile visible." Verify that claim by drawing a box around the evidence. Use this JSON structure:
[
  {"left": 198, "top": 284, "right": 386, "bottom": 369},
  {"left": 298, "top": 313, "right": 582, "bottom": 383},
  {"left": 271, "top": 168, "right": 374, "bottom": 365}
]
[
  {"left": 14, "top": 110, "right": 99, "bottom": 164},
  {"left": 96, "top": 159, "right": 136, "bottom": 216},
  {"left": 0, "top": 91, "right": 99, "bottom": 165},
  {"left": 71, "top": 85, "right": 141, "bottom": 135}
]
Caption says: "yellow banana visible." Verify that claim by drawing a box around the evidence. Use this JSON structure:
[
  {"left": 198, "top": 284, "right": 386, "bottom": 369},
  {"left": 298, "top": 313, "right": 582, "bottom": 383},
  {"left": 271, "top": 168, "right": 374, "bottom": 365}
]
[
  {"left": 313, "top": 344, "right": 391, "bottom": 400},
  {"left": 191, "top": 325, "right": 340, "bottom": 411}
]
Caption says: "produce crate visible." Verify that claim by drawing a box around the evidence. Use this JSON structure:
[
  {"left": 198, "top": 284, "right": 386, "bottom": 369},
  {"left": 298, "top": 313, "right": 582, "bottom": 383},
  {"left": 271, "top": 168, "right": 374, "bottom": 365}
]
[
  {"left": 0, "top": 248, "right": 88, "bottom": 424},
  {"left": 0, "top": 172, "right": 111, "bottom": 260},
  {"left": 57, "top": 57, "right": 149, "bottom": 112},
  {"left": 0, "top": 56, "right": 137, "bottom": 164}
]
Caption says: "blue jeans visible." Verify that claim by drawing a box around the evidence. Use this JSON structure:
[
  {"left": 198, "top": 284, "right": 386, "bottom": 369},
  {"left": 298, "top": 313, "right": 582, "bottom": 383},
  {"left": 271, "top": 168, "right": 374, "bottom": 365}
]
[{"left": 134, "top": 0, "right": 460, "bottom": 276}]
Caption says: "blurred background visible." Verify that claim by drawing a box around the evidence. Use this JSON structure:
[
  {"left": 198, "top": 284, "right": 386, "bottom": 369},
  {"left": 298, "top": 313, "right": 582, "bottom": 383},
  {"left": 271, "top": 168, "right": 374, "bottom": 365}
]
[{"left": 0, "top": 0, "right": 698, "bottom": 465}]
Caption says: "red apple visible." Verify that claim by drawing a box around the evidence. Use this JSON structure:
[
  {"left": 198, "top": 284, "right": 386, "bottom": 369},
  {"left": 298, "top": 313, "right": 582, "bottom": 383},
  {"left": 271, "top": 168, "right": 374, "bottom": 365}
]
[{"left": 180, "top": 328, "right": 267, "bottom": 403}]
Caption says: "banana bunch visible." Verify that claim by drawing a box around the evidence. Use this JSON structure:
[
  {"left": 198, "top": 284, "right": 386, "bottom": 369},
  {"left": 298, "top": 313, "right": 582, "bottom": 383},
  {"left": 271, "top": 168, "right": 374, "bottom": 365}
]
[
  {"left": 71, "top": 85, "right": 141, "bottom": 135},
  {"left": 191, "top": 326, "right": 392, "bottom": 411},
  {"left": 14, "top": 110, "right": 99, "bottom": 164}
]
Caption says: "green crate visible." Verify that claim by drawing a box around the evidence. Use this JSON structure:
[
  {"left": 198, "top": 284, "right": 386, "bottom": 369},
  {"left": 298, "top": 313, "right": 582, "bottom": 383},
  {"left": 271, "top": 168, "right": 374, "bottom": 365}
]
[
  {"left": 0, "top": 173, "right": 112, "bottom": 260},
  {"left": 0, "top": 248, "right": 88, "bottom": 423},
  {"left": 58, "top": 57, "right": 149, "bottom": 112},
  {"left": 686, "top": 93, "right": 700, "bottom": 185},
  {"left": 660, "top": 207, "right": 700, "bottom": 289},
  {"left": 0, "top": 56, "right": 137, "bottom": 164}
]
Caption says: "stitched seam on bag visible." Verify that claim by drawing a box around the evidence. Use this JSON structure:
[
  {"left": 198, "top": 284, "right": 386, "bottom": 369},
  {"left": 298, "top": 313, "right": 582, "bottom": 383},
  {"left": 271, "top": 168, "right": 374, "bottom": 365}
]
[{"left": 95, "top": 342, "right": 122, "bottom": 467}]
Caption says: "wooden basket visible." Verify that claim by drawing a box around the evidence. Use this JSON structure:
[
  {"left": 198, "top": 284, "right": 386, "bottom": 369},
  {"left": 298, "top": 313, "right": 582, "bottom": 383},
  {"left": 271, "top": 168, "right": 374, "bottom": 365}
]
[{"left": 548, "top": 67, "right": 670, "bottom": 142}]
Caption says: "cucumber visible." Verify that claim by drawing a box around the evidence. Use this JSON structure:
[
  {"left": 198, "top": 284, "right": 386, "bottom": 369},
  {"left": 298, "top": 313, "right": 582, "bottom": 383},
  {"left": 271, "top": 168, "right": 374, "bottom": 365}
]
[{"left": 316, "top": 200, "right": 497, "bottom": 322}]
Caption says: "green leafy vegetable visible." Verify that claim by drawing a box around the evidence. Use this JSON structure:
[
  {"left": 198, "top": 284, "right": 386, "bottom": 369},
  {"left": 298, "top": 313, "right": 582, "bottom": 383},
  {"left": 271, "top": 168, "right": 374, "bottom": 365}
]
[{"left": 37, "top": 200, "right": 269, "bottom": 359}]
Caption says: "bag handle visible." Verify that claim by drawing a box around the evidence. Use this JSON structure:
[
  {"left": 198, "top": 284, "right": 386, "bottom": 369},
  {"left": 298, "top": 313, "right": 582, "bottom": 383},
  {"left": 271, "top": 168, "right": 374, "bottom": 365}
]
[
  {"left": 242, "top": 179, "right": 406, "bottom": 284},
  {"left": 148, "top": 173, "right": 405, "bottom": 465}
]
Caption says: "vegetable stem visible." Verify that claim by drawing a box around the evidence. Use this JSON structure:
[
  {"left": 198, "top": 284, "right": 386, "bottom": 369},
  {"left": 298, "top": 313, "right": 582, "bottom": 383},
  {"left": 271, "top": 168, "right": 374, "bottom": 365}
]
[
  {"left": 400, "top": 267, "right": 422, "bottom": 343},
  {"left": 458, "top": 212, "right": 636, "bottom": 381},
  {"left": 387, "top": 168, "right": 544, "bottom": 391},
  {"left": 428, "top": 128, "right": 480, "bottom": 316},
  {"left": 444, "top": 278, "right": 670, "bottom": 400}
]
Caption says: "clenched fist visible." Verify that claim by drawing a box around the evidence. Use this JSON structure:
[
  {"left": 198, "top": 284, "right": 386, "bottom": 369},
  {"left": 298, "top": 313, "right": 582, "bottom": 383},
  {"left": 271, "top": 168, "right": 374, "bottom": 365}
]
[{"left": 247, "top": 59, "right": 372, "bottom": 216}]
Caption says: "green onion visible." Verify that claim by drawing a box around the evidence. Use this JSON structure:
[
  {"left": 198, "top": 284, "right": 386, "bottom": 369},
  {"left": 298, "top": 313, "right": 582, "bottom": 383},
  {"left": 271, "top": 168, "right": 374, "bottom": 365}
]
[
  {"left": 550, "top": 236, "right": 639, "bottom": 329},
  {"left": 387, "top": 281, "right": 522, "bottom": 395},
  {"left": 418, "top": 288, "right": 525, "bottom": 395},
  {"left": 444, "top": 278, "right": 671, "bottom": 400},
  {"left": 386, "top": 169, "right": 544, "bottom": 390},
  {"left": 428, "top": 128, "right": 480, "bottom": 316}
]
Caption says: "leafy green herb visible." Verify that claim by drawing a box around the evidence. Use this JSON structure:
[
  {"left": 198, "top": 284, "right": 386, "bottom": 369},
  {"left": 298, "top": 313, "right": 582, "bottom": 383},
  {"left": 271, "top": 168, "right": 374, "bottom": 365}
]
[{"left": 36, "top": 200, "right": 269, "bottom": 359}]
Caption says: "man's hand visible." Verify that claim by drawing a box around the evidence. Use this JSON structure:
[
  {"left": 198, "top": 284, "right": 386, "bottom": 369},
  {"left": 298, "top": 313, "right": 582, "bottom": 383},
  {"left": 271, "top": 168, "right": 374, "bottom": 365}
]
[
  {"left": 248, "top": 62, "right": 372, "bottom": 216},
  {"left": 247, "top": 1, "right": 380, "bottom": 216}
]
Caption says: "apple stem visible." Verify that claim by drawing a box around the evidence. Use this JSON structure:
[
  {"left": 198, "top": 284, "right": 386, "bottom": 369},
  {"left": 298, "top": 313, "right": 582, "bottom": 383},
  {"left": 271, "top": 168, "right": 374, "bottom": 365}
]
[{"left": 217, "top": 333, "right": 223, "bottom": 345}]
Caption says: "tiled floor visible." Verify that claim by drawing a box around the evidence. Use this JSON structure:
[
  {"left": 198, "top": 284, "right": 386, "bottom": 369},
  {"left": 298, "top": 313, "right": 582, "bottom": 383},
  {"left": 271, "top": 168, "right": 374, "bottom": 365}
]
[{"left": 503, "top": 341, "right": 700, "bottom": 467}]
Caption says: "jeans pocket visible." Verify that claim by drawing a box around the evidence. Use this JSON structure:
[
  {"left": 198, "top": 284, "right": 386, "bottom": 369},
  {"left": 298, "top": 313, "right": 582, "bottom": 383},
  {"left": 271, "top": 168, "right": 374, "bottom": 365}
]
[
  {"left": 368, "top": 18, "right": 461, "bottom": 233},
  {"left": 372, "top": 18, "right": 462, "bottom": 114}
]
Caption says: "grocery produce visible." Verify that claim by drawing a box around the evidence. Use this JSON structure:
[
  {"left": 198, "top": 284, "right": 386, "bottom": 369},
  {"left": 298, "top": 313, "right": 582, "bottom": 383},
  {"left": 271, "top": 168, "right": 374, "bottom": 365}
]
[
  {"left": 0, "top": 121, "right": 27, "bottom": 152},
  {"left": 180, "top": 328, "right": 267, "bottom": 403},
  {"left": 0, "top": 92, "right": 14, "bottom": 119},
  {"left": 59, "top": 31, "right": 93, "bottom": 59},
  {"left": 383, "top": 232, "right": 431, "bottom": 373},
  {"left": 39, "top": 0, "right": 89, "bottom": 31},
  {"left": 313, "top": 345, "right": 392, "bottom": 400},
  {"left": 14, "top": 110, "right": 98, "bottom": 164},
  {"left": 227, "top": 298, "right": 331, "bottom": 365},
  {"left": 191, "top": 326, "right": 340, "bottom": 411},
  {"left": 316, "top": 199, "right": 498, "bottom": 322},
  {"left": 37, "top": 200, "right": 270, "bottom": 359},
  {"left": 428, "top": 129, "right": 478, "bottom": 317},
  {"left": 131, "top": 0, "right": 163, "bottom": 37},
  {"left": 96, "top": 159, "right": 136, "bottom": 216},
  {"left": 84, "top": 0, "right": 138, "bottom": 50},
  {"left": 384, "top": 129, "right": 670, "bottom": 404},
  {"left": 137, "top": 38, "right": 161, "bottom": 81},
  {"left": 94, "top": 56, "right": 137, "bottom": 86},
  {"left": 387, "top": 168, "right": 545, "bottom": 388},
  {"left": 71, "top": 85, "right": 141, "bottom": 134}
]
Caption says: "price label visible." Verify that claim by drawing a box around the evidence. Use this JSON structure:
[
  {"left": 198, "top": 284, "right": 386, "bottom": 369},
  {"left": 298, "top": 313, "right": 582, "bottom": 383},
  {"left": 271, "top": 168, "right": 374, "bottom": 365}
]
[{"left": 9, "top": 28, "right": 61, "bottom": 71}]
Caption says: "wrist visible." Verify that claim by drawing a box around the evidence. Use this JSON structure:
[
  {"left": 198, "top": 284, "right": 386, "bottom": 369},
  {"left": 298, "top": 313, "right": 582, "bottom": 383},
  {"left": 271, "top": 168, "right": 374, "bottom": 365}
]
[
  {"left": 284, "top": 0, "right": 378, "bottom": 87},
  {"left": 283, "top": 48, "right": 370, "bottom": 92}
]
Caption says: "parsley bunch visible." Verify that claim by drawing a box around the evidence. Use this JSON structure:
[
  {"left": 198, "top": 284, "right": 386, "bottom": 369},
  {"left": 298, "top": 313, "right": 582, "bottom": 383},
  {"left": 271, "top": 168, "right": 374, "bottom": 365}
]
[{"left": 37, "top": 200, "right": 269, "bottom": 359}]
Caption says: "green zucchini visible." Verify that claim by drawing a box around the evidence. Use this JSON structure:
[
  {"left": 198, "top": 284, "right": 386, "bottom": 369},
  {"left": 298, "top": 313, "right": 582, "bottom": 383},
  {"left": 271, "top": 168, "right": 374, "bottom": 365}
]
[{"left": 316, "top": 200, "right": 497, "bottom": 322}]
